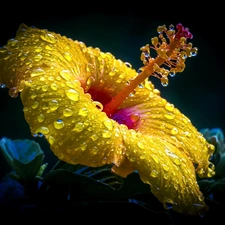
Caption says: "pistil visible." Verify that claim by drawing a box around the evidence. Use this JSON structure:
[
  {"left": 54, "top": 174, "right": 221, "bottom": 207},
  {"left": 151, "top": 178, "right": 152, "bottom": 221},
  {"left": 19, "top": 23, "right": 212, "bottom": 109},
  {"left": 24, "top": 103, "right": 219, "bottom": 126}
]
[{"left": 103, "top": 23, "right": 197, "bottom": 117}]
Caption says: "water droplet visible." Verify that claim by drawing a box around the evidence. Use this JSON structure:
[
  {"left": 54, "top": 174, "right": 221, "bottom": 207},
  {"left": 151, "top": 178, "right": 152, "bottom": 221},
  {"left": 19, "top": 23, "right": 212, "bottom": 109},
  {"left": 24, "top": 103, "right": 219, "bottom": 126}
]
[
  {"left": 60, "top": 70, "right": 72, "bottom": 81},
  {"left": 78, "top": 108, "right": 89, "bottom": 117},
  {"left": 130, "top": 114, "right": 140, "bottom": 123},
  {"left": 36, "top": 126, "right": 49, "bottom": 135},
  {"left": 86, "top": 76, "right": 95, "bottom": 86},
  {"left": 32, "top": 101, "right": 39, "bottom": 109},
  {"left": 164, "top": 113, "right": 175, "bottom": 120},
  {"left": 162, "top": 164, "right": 169, "bottom": 171},
  {"left": 73, "top": 122, "right": 84, "bottom": 132},
  {"left": 125, "top": 62, "right": 132, "bottom": 68},
  {"left": 161, "top": 76, "right": 169, "bottom": 86},
  {"left": 171, "top": 127, "right": 178, "bottom": 135},
  {"left": 34, "top": 54, "right": 43, "bottom": 61},
  {"left": 48, "top": 135, "right": 56, "bottom": 145},
  {"left": 48, "top": 76, "right": 54, "bottom": 81},
  {"left": 70, "top": 157, "right": 79, "bottom": 165},
  {"left": 51, "top": 83, "right": 58, "bottom": 90},
  {"left": 35, "top": 47, "right": 43, "bottom": 53},
  {"left": 164, "top": 202, "right": 173, "bottom": 210},
  {"left": 165, "top": 102, "right": 174, "bottom": 112},
  {"left": 48, "top": 100, "right": 59, "bottom": 111},
  {"left": 140, "top": 155, "right": 145, "bottom": 160},
  {"left": 40, "top": 33, "right": 57, "bottom": 44},
  {"left": 150, "top": 170, "right": 158, "bottom": 178},
  {"left": 80, "top": 142, "right": 87, "bottom": 151},
  {"left": 91, "top": 146, "right": 99, "bottom": 155},
  {"left": 37, "top": 132, "right": 44, "bottom": 137},
  {"left": 42, "top": 85, "right": 48, "bottom": 92},
  {"left": 37, "top": 114, "right": 45, "bottom": 122},
  {"left": 169, "top": 72, "right": 176, "bottom": 77},
  {"left": 63, "top": 108, "right": 73, "bottom": 117},
  {"left": 31, "top": 93, "right": 37, "bottom": 99},
  {"left": 90, "top": 134, "right": 98, "bottom": 141},
  {"left": 102, "top": 130, "right": 111, "bottom": 138},
  {"left": 103, "top": 119, "right": 114, "bottom": 130},
  {"left": 94, "top": 101, "right": 103, "bottom": 111},
  {"left": 30, "top": 68, "right": 46, "bottom": 77},
  {"left": 137, "top": 142, "right": 144, "bottom": 149},
  {"left": 66, "top": 89, "right": 79, "bottom": 101},
  {"left": 173, "top": 157, "right": 181, "bottom": 165},
  {"left": 54, "top": 119, "right": 64, "bottom": 129},
  {"left": 64, "top": 52, "right": 72, "bottom": 61},
  {"left": 0, "top": 83, "right": 6, "bottom": 88},
  {"left": 8, "top": 87, "right": 18, "bottom": 98}
]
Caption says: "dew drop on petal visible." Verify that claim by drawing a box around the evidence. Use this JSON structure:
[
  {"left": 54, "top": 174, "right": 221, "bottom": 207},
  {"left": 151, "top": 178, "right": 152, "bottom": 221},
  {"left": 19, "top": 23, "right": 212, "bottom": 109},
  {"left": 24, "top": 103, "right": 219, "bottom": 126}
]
[
  {"left": 91, "top": 146, "right": 99, "bottom": 155},
  {"left": 150, "top": 170, "right": 158, "bottom": 178},
  {"left": 137, "top": 142, "right": 144, "bottom": 149},
  {"left": 90, "top": 134, "right": 98, "bottom": 141},
  {"left": 32, "top": 101, "right": 39, "bottom": 109},
  {"left": 162, "top": 163, "right": 169, "bottom": 171},
  {"left": 78, "top": 108, "right": 89, "bottom": 117},
  {"left": 63, "top": 108, "right": 73, "bottom": 117},
  {"left": 66, "top": 89, "right": 79, "bottom": 101},
  {"left": 54, "top": 119, "right": 64, "bottom": 129},
  {"left": 48, "top": 100, "right": 59, "bottom": 111},
  {"left": 102, "top": 130, "right": 111, "bottom": 138},
  {"left": 165, "top": 102, "right": 174, "bottom": 112},
  {"left": 48, "top": 135, "right": 56, "bottom": 145},
  {"left": 103, "top": 119, "right": 114, "bottom": 130},
  {"left": 40, "top": 33, "right": 57, "bottom": 44},
  {"left": 64, "top": 52, "right": 72, "bottom": 61},
  {"left": 42, "top": 85, "right": 48, "bottom": 92},
  {"left": 37, "top": 114, "right": 45, "bottom": 122},
  {"left": 80, "top": 142, "right": 87, "bottom": 151},
  {"left": 173, "top": 157, "right": 181, "bottom": 165},
  {"left": 73, "top": 122, "right": 84, "bottom": 132},
  {"left": 164, "top": 113, "right": 175, "bottom": 120},
  {"left": 51, "top": 83, "right": 58, "bottom": 91},
  {"left": 171, "top": 127, "right": 179, "bottom": 135},
  {"left": 31, "top": 68, "right": 46, "bottom": 77},
  {"left": 36, "top": 126, "right": 49, "bottom": 135},
  {"left": 70, "top": 157, "right": 79, "bottom": 165},
  {"left": 60, "top": 70, "right": 72, "bottom": 81}
]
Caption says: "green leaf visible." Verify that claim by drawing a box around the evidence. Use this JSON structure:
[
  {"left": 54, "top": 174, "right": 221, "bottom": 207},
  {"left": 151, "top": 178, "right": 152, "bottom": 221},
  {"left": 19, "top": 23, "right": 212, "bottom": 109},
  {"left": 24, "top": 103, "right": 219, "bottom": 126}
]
[{"left": 0, "top": 137, "right": 45, "bottom": 181}]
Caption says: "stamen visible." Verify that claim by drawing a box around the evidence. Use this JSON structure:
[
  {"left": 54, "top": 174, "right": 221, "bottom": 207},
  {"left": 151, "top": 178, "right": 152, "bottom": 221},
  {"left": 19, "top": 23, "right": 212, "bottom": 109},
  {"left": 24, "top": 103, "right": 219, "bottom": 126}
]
[{"left": 103, "top": 23, "right": 198, "bottom": 117}]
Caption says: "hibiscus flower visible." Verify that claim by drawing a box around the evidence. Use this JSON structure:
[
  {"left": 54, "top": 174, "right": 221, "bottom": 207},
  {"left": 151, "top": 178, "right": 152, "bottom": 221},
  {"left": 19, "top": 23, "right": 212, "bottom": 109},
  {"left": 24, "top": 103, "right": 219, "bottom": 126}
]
[{"left": 0, "top": 23, "right": 215, "bottom": 215}]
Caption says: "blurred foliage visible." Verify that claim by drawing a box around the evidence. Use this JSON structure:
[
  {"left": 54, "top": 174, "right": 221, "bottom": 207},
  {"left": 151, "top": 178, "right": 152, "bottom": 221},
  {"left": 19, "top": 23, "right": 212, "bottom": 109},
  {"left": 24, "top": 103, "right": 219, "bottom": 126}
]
[{"left": 0, "top": 128, "right": 225, "bottom": 224}]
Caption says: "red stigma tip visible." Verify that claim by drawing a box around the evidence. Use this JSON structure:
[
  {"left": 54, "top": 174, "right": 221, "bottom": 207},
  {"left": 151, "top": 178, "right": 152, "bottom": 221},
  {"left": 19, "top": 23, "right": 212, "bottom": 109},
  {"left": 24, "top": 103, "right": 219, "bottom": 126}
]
[{"left": 175, "top": 23, "right": 193, "bottom": 40}]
